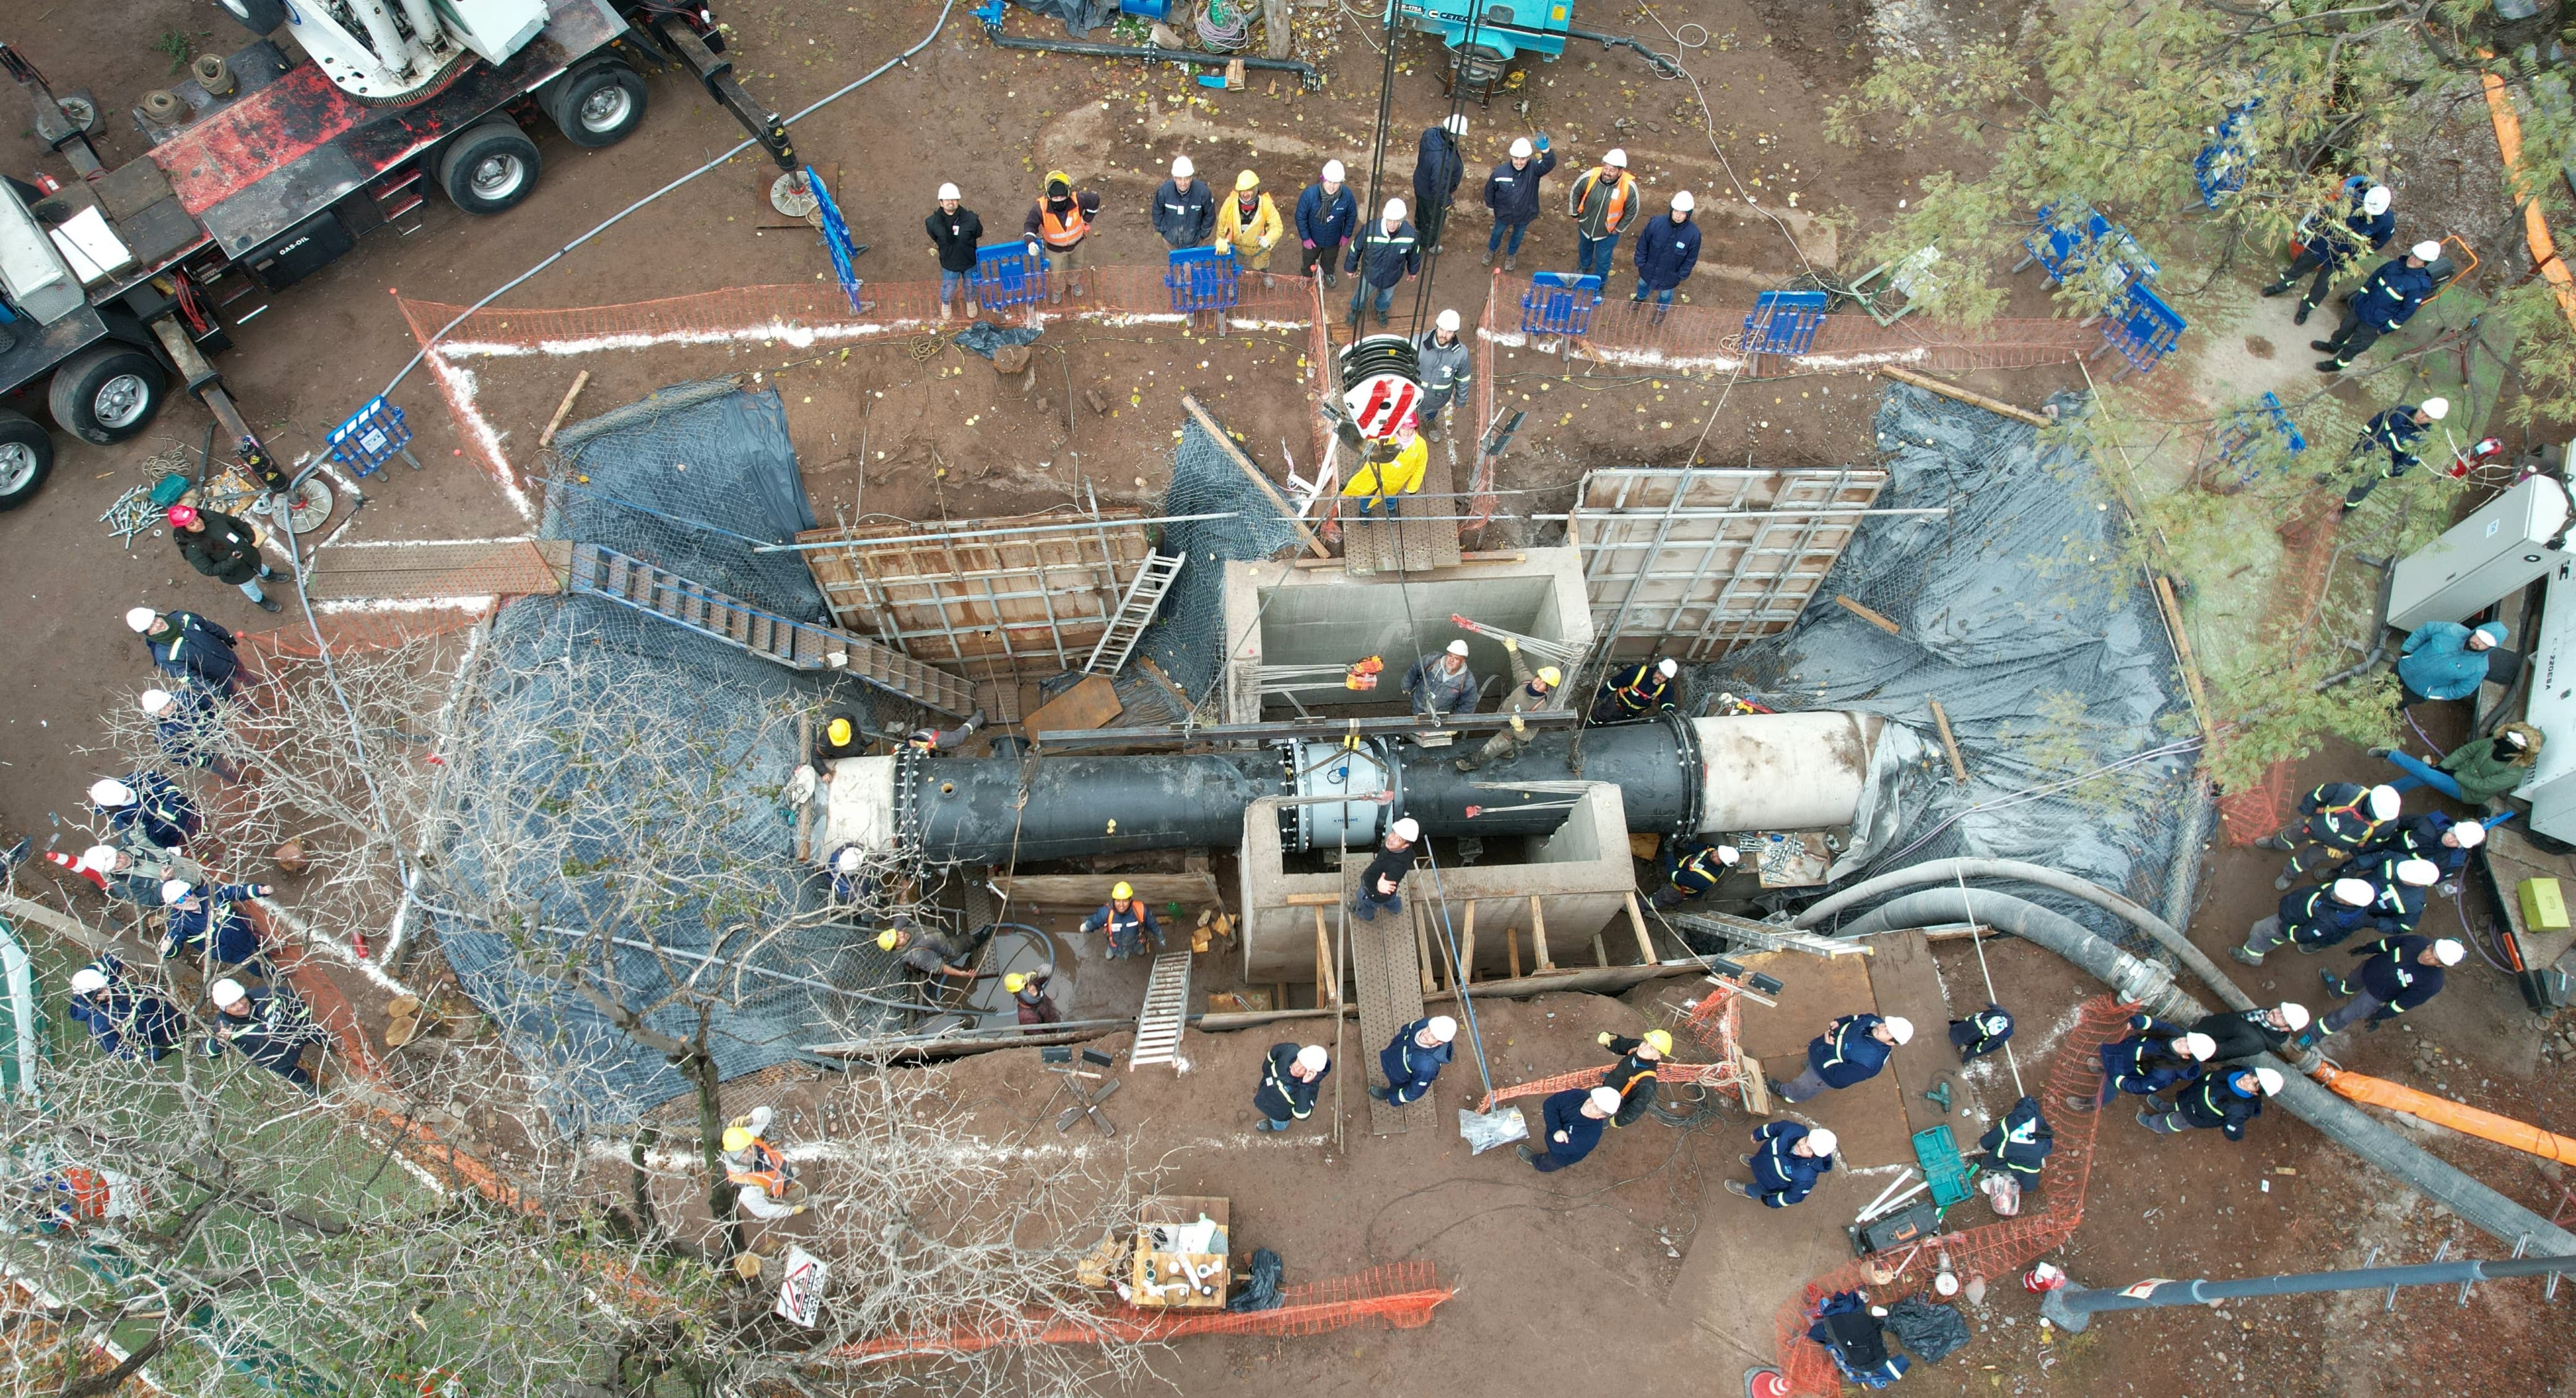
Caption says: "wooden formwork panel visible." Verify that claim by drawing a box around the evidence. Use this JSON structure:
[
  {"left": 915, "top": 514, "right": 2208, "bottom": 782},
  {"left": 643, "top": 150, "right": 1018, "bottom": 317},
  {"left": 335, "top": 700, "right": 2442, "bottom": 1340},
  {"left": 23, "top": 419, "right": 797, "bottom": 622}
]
[
  {"left": 794, "top": 511, "right": 1152, "bottom": 672},
  {"left": 1570, "top": 466, "right": 1887, "bottom": 659}
]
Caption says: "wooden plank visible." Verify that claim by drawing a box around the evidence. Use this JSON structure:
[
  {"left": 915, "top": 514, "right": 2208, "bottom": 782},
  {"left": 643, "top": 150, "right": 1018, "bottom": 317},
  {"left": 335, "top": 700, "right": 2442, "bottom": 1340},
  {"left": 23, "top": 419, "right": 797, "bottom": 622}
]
[
  {"left": 1529, "top": 897, "right": 1552, "bottom": 971},
  {"left": 2153, "top": 573, "right": 2214, "bottom": 740},
  {"left": 1623, "top": 891, "right": 1656, "bottom": 965},
  {"left": 538, "top": 369, "right": 591, "bottom": 448},
  {"left": 1279, "top": 892, "right": 1342, "bottom": 906},
  {"left": 1414, "top": 897, "right": 1438, "bottom": 993},
  {"left": 1834, "top": 594, "right": 1902, "bottom": 634},
  {"left": 1313, "top": 907, "right": 1339, "bottom": 1005},
  {"left": 1736, "top": 1046, "right": 1772, "bottom": 1116},
  {"left": 1864, "top": 927, "right": 1961, "bottom": 1140},
  {"left": 993, "top": 872, "right": 1224, "bottom": 910},
  {"left": 1591, "top": 931, "right": 1610, "bottom": 967},
  {"left": 1023, "top": 673, "right": 1125, "bottom": 736},
  {"left": 1506, "top": 917, "right": 1521, "bottom": 979},
  {"left": 1180, "top": 392, "right": 1331, "bottom": 560},
  {"left": 1928, "top": 698, "right": 1969, "bottom": 786},
  {"left": 1459, "top": 900, "right": 1476, "bottom": 986},
  {"left": 1873, "top": 365, "right": 2053, "bottom": 427}
]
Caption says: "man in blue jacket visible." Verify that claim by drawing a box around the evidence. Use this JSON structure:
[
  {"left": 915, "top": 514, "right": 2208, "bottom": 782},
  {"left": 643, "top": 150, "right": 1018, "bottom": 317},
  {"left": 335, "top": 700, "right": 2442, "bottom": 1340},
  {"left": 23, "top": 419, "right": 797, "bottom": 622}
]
[
  {"left": 162, "top": 879, "right": 275, "bottom": 976},
  {"left": 2065, "top": 1014, "right": 2211, "bottom": 1111},
  {"left": 1412, "top": 115, "right": 1466, "bottom": 254},
  {"left": 1482, "top": 134, "right": 1556, "bottom": 269},
  {"left": 207, "top": 978, "right": 326, "bottom": 1092},
  {"left": 2263, "top": 180, "right": 2395, "bottom": 324},
  {"left": 2236, "top": 875, "right": 2378, "bottom": 964},
  {"left": 91, "top": 774, "right": 199, "bottom": 851},
  {"left": 1151, "top": 155, "right": 1216, "bottom": 250},
  {"left": 66, "top": 957, "right": 185, "bottom": 1062},
  {"left": 1296, "top": 159, "right": 1357, "bottom": 287},
  {"left": 1254, "top": 1043, "right": 1332, "bottom": 1131},
  {"left": 2316, "top": 240, "right": 2443, "bottom": 373},
  {"left": 2396, "top": 618, "right": 2504, "bottom": 704},
  {"left": 2339, "top": 398, "right": 2450, "bottom": 510},
  {"left": 1371, "top": 1014, "right": 1456, "bottom": 1105},
  {"left": 1974, "top": 1096, "right": 2054, "bottom": 1186},
  {"left": 1775, "top": 1012, "right": 1912, "bottom": 1103},
  {"left": 1726, "top": 1121, "right": 1836, "bottom": 1206},
  {"left": 2319, "top": 934, "right": 2463, "bottom": 1035},
  {"left": 2139, "top": 1065, "right": 2280, "bottom": 1140},
  {"left": 2335, "top": 809, "right": 2484, "bottom": 886},
  {"left": 1629, "top": 191, "right": 1702, "bottom": 323},
  {"left": 130, "top": 607, "right": 243, "bottom": 695},
  {"left": 2256, "top": 780, "right": 2399, "bottom": 884},
  {"left": 141, "top": 687, "right": 241, "bottom": 782},
  {"left": 1516, "top": 1084, "right": 1619, "bottom": 1171},
  {"left": 1346, "top": 199, "right": 1421, "bottom": 328}
]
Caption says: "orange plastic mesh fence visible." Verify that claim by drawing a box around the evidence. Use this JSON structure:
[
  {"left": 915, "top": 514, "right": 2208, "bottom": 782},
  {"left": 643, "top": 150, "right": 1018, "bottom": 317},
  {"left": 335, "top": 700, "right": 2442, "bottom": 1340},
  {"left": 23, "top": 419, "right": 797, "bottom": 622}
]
[
  {"left": 1484, "top": 273, "right": 2105, "bottom": 378},
  {"left": 1474, "top": 1060, "right": 1740, "bottom": 1111},
  {"left": 1767, "top": 995, "right": 2133, "bottom": 1396},
  {"left": 832, "top": 1262, "right": 1453, "bottom": 1358}
]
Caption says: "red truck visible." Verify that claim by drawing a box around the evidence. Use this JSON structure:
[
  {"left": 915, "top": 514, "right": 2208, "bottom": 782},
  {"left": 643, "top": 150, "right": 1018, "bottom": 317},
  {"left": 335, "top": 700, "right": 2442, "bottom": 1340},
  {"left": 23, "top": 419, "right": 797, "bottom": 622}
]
[{"left": 0, "top": 0, "right": 792, "bottom": 509}]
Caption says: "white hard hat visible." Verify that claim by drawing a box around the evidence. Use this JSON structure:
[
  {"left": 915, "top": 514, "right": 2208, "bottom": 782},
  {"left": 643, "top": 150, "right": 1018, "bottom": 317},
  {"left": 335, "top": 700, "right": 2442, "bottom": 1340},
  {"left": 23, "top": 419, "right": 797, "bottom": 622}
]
[
  {"left": 1603, "top": 148, "right": 1628, "bottom": 168},
  {"left": 125, "top": 607, "right": 157, "bottom": 634},
  {"left": 1510, "top": 137, "right": 1533, "bottom": 158},
  {"left": 2179, "top": 1031, "right": 2217, "bottom": 1060},
  {"left": 2433, "top": 938, "right": 2467, "bottom": 966},
  {"left": 2395, "top": 857, "right": 2439, "bottom": 887},
  {"left": 2277, "top": 1001, "right": 2313, "bottom": 1031},
  {"left": 2421, "top": 397, "right": 2449, "bottom": 421},
  {"left": 1657, "top": 658, "right": 1679, "bottom": 678},
  {"left": 1587, "top": 1085, "right": 1624, "bottom": 1113},
  {"left": 1804, "top": 1127, "right": 1838, "bottom": 1156},
  {"left": 161, "top": 879, "right": 193, "bottom": 906},
  {"left": 1383, "top": 198, "right": 1407, "bottom": 221},
  {"left": 2362, "top": 185, "right": 2391, "bottom": 215},
  {"left": 90, "top": 779, "right": 136, "bottom": 807},
  {"left": 1426, "top": 1015, "right": 1458, "bottom": 1041},
  {"left": 1447, "top": 640, "right": 1471, "bottom": 658},
  {"left": 2452, "top": 821, "right": 2487, "bottom": 849},
  {"left": 937, "top": 181, "right": 961, "bottom": 201},
  {"left": 2366, "top": 785, "right": 2401, "bottom": 820},
  {"left": 2412, "top": 240, "right": 2443, "bottom": 262},
  {"left": 1672, "top": 190, "right": 1695, "bottom": 212},
  {"left": 1442, "top": 113, "right": 1467, "bottom": 136},
  {"left": 1881, "top": 1015, "right": 1915, "bottom": 1045},
  {"left": 80, "top": 844, "right": 120, "bottom": 872},
  {"left": 1323, "top": 159, "right": 1346, "bottom": 182},
  {"left": 1436, "top": 308, "right": 1461, "bottom": 332},
  {"left": 2253, "top": 1067, "right": 2285, "bottom": 1096},
  {"left": 1390, "top": 817, "right": 1421, "bottom": 841},
  {"left": 209, "top": 977, "right": 248, "bottom": 1009},
  {"left": 70, "top": 967, "right": 109, "bottom": 994},
  {"left": 1714, "top": 844, "right": 1741, "bottom": 866},
  {"left": 140, "top": 688, "right": 175, "bottom": 716},
  {"left": 835, "top": 848, "right": 862, "bottom": 873},
  {"left": 1296, "top": 1044, "right": 1331, "bottom": 1071},
  {"left": 2331, "top": 877, "right": 2376, "bottom": 906}
]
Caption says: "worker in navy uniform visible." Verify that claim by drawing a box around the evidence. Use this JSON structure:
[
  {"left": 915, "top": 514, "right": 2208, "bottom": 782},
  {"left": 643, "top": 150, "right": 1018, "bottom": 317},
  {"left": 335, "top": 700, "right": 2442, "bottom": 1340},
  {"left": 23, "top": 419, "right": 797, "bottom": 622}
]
[
  {"left": 2138, "top": 1065, "right": 2281, "bottom": 1140},
  {"left": 2066, "top": 1014, "right": 2211, "bottom": 1113},
  {"left": 1255, "top": 1043, "right": 1331, "bottom": 1132},
  {"left": 160, "top": 880, "right": 274, "bottom": 978},
  {"left": 1652, "top": 839, "right": 1741, "bottom": 908},
  {"left": 1947, "top": 1002, "right": 2015, "bottom": 1062},
  {"left": 1589, "top": 657, "right": 1679, "bottom": 723},
  {"left": 206, "top": 978, "right": 325, "bottom": 1092},
  {"left": 2190, "top": 1002, "right": 2310, "bottom": 1062},
  {"left": 1371, "top": 1014, "right": 1457, "bottom": 1104},
  {"left": 91, "top": 775, "right": 199, "bottom": 852},
  {"left": 2235, "top": 875, "right": 2378, "bottom": 965},
  {"left": 2318, "top": 934, "right": 2465, "bottom": 1036},
  {"left": 1973, "top": 1096, "right": 2054, "bottom": 1184},
  {"left": 1597, "top": 1028, "right": 1671, "bottom": 1126},
  {"left": 1726, "top": 1121, "right": 1836, "bottom": 1206},
  {"left": 2315, "top": 240, "right": 2446, "bottom": 373},
  {"left": 1081, "top": 881, "right": 1166, "bottom": 960},
  {"left": 1403, "top": 640, "right": 1479, "bottom": 721},
  {"left": 1774, "top": 1012, "right": 1912, "bottom": 1104},
  {"left": 812, "top": 709, "right": 871, "bottom": 761},
  {"left": 1350, "top": 819, "right": 1419, "bottom": 923},
  {"left": 2336, "top": 810, "right": 2484, "bottom": 887},
  {"left": 65, "top": 956, "right": 185, "bottom": 1063},
  {"left": 2261, "top": 179, "right": 2396, "bottom": 323},
  {"left": 2255, "top": 781, "right": 2399, "bottom": 884},
  {"left": 2325, "top": 851, "right": 2437, "bottom": 939},
  {"left": 1516, "top": 1084, "right": 1620, "bottom": 1171}
]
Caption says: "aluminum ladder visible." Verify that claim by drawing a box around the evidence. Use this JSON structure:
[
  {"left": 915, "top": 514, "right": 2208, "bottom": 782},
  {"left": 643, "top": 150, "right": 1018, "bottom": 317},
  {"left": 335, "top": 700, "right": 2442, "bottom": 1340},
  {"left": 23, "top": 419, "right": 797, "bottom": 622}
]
[
  {"left": 1083, "top": 550, "right": 1185, "bottom": 675},
  {"left": 567, "top": 542, "right": 978, "bottom": 716},
  {"left": 1128, "top": 950, "right": 1194, "bottom": 1070},
  {"left": 1668, "top": 910, "right": 1873, "bottom": 960}
]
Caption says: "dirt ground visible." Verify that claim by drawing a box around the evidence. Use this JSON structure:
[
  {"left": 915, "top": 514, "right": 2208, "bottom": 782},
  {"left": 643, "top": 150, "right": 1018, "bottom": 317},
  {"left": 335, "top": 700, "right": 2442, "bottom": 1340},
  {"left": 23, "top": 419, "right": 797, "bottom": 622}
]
[{"left": 8, "top": 0, "right": 2576, "bottom": 1392}]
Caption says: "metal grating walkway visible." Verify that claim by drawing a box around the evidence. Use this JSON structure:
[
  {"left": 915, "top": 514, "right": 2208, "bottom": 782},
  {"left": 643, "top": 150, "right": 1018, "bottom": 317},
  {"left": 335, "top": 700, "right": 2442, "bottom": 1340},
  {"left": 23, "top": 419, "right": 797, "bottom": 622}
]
[
  {"left": 1342, "top": 440, "right": 1463, "bottom": 576},
  {"left": 1128, "top": 952, "right": 1194, "bottom": 1069},
  {"left": 1345, "top": 867, "right": 1435, "bottom": 1135}
]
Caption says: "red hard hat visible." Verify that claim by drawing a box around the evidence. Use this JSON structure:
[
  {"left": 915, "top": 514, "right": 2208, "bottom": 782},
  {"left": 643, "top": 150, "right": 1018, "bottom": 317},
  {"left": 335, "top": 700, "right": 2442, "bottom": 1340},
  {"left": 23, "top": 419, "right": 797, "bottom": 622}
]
[{"left": 165, "top": 504, "right": 200, "bottom": 528}]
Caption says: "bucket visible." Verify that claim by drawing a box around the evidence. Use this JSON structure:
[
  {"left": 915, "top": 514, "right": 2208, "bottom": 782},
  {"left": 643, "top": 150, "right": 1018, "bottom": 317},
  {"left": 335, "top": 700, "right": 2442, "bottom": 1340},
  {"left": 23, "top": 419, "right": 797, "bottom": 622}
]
[{"left": 1120, "top": 0, "right": 1175, "bottom": 17}]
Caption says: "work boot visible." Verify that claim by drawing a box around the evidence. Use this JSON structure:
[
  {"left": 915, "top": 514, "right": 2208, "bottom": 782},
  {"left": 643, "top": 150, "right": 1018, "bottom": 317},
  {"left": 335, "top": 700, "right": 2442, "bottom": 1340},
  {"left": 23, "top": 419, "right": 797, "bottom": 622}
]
[
  {"left": 1256, "top": 1118, "right": 1287, "bottom": 1132},
  {"left": 1739, "top": 1153, "right": 1756, "bottom": 1166},
  {"left": 2366, "top": 746, "right": 2394, "bottom": 758},
  {"left": 2315, "top": 358, "right": 2345, "bottom": 374},
  {"left": 2293, "top": 301, "right": 2313, "bottom": 325},
  {"left": 1504, "top": 254, "right": 1516, "bottom": 271},
  {"left": 2254, "top": 833, "right": 2292, "bottom": 853},
  {"left": 2260, "top": 279, "right": 2291, "bottom": 297},
  {"left": 1366, "top": 1084, "right": 1391, "bottom": 1101},
  {"left": 1325, "top": 271, "right": 1339, "bottom": 288},
  {"left": 1723, "top": 1180, "right": 1753, "bottom": 1199},
  {"left": 1423, "top": 420, "right": 1442, "bottom": 443},
  {"left": 1375, "top": 308, "right": 1390, "bottom": 328},
  {"left": 966, "top": 300, "right": 980, "bottom": 317},
  {"left": 1482, "top": 248, "right": 1494, "bottom": 267},
  {"left": 961, "top": 706, "right": 989, "bottom": 733},
  {"left": 2229, "top": 945, "right": 2266, "bottom": 966},
  {"left": 2062, "top": 1093, "right": 2099, "bottom": 1114},
  {"left": 2308, "top": 340, "right": 2335, "bottom": 352},
  {"left": 2273, "top": 872, "right": 2296, "bottom": 892},
  {"left": 1515, "top": 1144, "right": 1539, "bottom": 1164},
  {"left": 1650, "top": 303, "right": 1669, "bottom": 326},
  {"left": 255, "top": 596, "right": 282, "bottom": 612},
  {"left": 1452, "top": 758, "right": 1478, "bottom": 773},
  {"left": 2321, "top": 971, "right": 2349, "bottom": 996}
]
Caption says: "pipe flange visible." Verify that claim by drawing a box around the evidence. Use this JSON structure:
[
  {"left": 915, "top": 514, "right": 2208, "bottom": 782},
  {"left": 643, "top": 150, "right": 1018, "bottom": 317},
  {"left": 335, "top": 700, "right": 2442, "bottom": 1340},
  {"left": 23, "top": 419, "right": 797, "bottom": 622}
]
[{"left": 1660, "top": 708, "right": 1704, "bottom": 838}]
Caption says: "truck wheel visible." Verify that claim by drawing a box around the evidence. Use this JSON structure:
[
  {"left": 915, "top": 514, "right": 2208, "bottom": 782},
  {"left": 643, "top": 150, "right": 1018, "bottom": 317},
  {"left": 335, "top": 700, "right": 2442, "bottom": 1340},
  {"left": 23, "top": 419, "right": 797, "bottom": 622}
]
[
  {"left": 215, "top": 0, "right": 287, "bottom": 35},
  {"left": 437, "top": 119, "right": 542, "bottom": 215},
  {"left": 544, "top": 59, "right": 648, "bottom": 149},
  {"left": 0, "top": 412, "right": 55, "bottom": 512},
  {"left": 47, "top": 345, "right": 167, "bottom": 445}
]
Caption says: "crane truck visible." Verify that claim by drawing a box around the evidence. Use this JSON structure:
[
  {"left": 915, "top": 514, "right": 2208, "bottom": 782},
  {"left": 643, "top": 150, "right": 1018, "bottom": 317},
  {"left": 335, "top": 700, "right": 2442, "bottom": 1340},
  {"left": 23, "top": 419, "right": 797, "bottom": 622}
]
[{"left": 0, "top": 0, "right": 796, "bottom": 511}]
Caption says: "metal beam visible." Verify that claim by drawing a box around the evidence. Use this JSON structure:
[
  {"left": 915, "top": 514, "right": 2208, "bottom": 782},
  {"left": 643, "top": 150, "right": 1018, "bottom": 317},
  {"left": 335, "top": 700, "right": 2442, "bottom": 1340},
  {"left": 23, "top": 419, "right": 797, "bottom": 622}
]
[{"left": 1034, "top": 710, "right": 1582, "bottom": 749}]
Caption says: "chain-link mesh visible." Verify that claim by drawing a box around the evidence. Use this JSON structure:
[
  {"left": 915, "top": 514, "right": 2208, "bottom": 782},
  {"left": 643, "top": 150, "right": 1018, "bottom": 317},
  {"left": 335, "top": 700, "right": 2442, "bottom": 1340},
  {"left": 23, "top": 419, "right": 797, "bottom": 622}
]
[{"left": 1137, "top": 415, "right": 1302, "bottom": 702}]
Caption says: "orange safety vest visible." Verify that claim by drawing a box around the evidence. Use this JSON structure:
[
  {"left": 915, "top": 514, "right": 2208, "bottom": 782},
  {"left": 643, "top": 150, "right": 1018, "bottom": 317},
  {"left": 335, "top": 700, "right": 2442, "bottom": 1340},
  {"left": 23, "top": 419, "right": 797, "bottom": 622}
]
[
  {"left": 724, "top": 1139, "right": 789, "bottom": 1195},
  {"left": 1039, "top": 199, "right": 1090, "bottom": 248},
  {"left": 1572, "top": 168, "right": 1635, "bottom": 234}
]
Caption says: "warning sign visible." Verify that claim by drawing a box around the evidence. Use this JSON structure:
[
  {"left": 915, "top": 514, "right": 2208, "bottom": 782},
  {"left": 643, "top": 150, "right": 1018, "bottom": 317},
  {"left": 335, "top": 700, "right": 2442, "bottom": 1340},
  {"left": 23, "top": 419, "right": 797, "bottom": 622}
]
[{"left": 775, "top": 1245, "right": 829, "bottom": 1328}]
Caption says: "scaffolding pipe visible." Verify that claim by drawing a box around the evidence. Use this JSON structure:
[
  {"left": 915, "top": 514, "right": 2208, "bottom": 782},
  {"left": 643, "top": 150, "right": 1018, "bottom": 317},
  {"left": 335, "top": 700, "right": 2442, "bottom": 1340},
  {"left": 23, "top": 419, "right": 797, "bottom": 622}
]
[
  {"left": 2040, "top": 1254, "right": 2575, "bottom": 1332},
  {"left": 1835, "top": 887, "right": 2576, "bottom": 1258}
]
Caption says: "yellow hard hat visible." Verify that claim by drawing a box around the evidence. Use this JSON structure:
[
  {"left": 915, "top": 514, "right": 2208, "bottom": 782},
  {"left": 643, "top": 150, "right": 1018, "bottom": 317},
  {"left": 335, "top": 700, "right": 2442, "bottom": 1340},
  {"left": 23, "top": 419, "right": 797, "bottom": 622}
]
[
  {"left": 1643, "top": 1029, "right": 1674, "bottom": 1056},
  {"left": 877, "top": 929, "right": 901, "bottom": 952},
  {"left": 722, "top": 1126, "right": 754, "bottom": 1152},
  {"left": 1235, "top": 168, "right": 1260, "bottom": 191},
  {"left": 828, "top": 717, "right": 853, "bottom": 745},
  {"left": 1536, "top": 666, "right": 1562, "bottom": 687},
  {"left": 1003, "top": 973, "right": 1028, "bottom": 993},
  {"left": 1112, "top": 881, "right": 1134, "bottom": 900}
]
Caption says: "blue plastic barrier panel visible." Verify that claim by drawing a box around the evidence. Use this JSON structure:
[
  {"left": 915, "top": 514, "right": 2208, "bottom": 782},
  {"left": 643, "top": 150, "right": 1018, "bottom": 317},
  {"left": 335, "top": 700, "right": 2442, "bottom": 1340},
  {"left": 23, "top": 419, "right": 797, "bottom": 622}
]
[
  {"left": 1165, "top": 246, "right": 1241, "bottom": 314},
  {"left": 324, "top": 396, "right": 413, "bottom": 477},
  {"left": 806, "top": 167, "right": 866, "bottom": 315},
  {"left": 975, "top": 243, "right": 1051, "bottom": 310},
  {"left": 1521, "top": 272, "right": 1604, "bottom": 336}
]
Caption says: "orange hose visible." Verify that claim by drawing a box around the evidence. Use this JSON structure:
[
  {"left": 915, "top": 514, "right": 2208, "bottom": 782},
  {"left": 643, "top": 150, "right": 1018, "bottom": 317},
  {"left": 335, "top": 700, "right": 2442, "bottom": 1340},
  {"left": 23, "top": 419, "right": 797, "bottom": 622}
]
[
  {"left": 2312, "top": 1062, "right": 2576, "bottom": 1165},
  {"left": 2481, "top": 71, "right": 2576, "bottom": 334}
]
